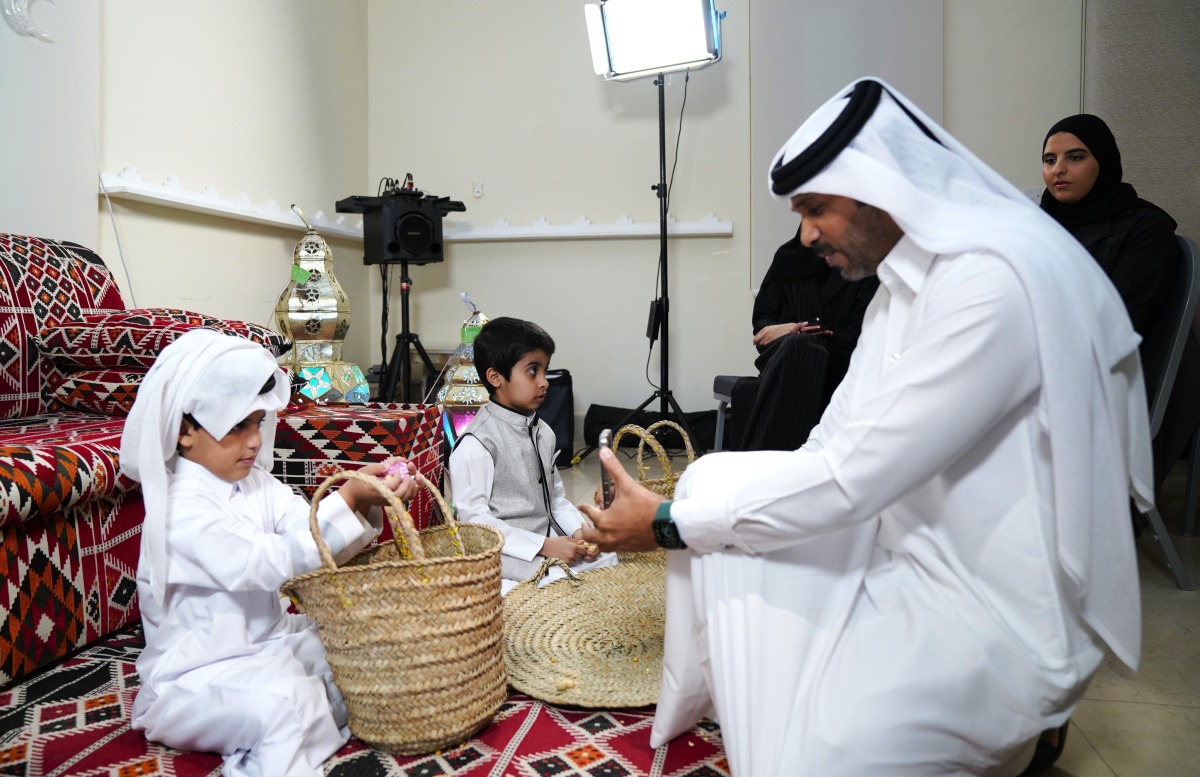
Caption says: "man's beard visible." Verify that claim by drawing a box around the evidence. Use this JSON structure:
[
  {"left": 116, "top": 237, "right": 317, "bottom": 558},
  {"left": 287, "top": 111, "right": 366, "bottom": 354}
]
[{"left": 812, "top": 204, "right": 902, "bottom": 281}]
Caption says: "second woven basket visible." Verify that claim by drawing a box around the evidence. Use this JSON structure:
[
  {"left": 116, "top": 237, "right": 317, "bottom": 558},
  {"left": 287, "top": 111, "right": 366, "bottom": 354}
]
[
  {"left": 504, "top": 551, "right": 668, "bottom": 708},
  {"left": 612, "top": 420, "right": 696, "bottom": 499}
]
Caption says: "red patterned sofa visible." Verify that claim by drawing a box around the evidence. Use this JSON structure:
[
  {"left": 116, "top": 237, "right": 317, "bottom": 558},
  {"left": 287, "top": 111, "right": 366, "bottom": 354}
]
[
  {"left": 0, "top": 233, "right": 447, "bottom": 689},
  {"left": 0, "top": 234, "right": 145, "bottom": 686}
]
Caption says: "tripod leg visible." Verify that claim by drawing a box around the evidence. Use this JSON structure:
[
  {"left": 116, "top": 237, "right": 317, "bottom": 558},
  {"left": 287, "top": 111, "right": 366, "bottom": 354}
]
[
  {"left": 409, "top": 334, "right": 438, "bottom": 402},
  {"left": 663, "top": 392, "right": 701, "bottom": 452},
  {"left": 382, "top": 337, "right": 412, "bottom": 403}
]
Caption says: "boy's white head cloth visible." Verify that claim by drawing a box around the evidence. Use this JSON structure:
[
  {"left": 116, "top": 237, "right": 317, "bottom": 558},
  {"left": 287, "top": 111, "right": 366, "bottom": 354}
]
[
  {"left": 120, "top": 328, "right": 290, "bottom": 602},
  {"left": 771, "top": 78, "right": 1152, "bottom": 670}
]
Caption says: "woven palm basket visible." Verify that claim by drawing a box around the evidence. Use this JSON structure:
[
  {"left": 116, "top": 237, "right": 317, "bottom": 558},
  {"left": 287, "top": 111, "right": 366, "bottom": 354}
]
[
  {"left": 282, "top": 470, "right": 506, "bottom": 755},
  {"left": 613, "top": 420, "right": 696, "bottom": 499},
  {"left": 503, "top": 551, "right": 668, "bottom": 708}
]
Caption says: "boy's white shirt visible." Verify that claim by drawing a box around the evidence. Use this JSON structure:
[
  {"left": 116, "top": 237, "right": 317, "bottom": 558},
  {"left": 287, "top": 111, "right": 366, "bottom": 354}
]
[
  {"left": 135, "top": 457, "right": 381, "bottom": 681},
  {"left": 131, "top": 457, "right": 382, "bottom": 775},
  {"left": 450, "top": 436, "right": 618, "bottom": 594}
]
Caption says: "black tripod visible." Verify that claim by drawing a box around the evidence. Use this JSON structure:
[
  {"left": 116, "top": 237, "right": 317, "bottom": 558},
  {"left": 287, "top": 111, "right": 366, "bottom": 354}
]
[
  {"left": 575, "top": 75, "right": 698, "bottom": 462},
  {"left": 379, "top": 260, "right": 436, "bottom": 403}
]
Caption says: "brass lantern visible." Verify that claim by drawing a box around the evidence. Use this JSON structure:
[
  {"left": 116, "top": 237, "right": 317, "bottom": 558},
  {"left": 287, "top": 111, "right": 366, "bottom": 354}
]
[{"left": 274, "top": 205, "right": 370, "bottom": 403}]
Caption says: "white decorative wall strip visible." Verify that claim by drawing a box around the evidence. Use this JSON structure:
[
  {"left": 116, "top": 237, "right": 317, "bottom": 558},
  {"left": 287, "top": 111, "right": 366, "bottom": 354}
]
[{"left": 99, "top": 167, "right": 733, "bottom": 242}]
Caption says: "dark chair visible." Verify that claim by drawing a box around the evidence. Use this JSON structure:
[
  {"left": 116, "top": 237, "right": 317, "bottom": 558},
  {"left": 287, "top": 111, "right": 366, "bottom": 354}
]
[
  {"left": 1182, "top": 239, "right": 1200, "bottom": 539},
  {"left": 712, "top": 375, "right": 741, "bottom": 452},
  {"left": 1137, "top": 235, "right": 1198, "bottom": 590}
]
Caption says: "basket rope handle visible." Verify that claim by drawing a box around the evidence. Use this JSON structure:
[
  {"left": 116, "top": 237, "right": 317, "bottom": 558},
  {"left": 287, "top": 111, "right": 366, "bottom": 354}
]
[
  {"left": 613, "top": 421, "right": 693, "bottom": 486},
  {"left": 529, "top": 556, "right": 581, "bottom": 587},
  {"left": 413, "top": 470, "right": 470, "bottom": 558},
  {"left": 307, "top": 469, "right": 426, "bottom": 569},
  {"left": 642, "top": 420, "right": 696, "bottom": 465}
]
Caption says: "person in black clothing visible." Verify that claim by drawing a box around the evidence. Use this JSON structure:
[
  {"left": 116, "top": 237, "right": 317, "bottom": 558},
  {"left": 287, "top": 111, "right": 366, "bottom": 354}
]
[
  {"left": 730, "top": 225, "right": 878, "bottom": 451},
  {"left": 1041, "top": 114, "right": 1199, "bottom": 494},
  {"left": 1022, "top": 112, "right": 1197, "bottom": 777}
]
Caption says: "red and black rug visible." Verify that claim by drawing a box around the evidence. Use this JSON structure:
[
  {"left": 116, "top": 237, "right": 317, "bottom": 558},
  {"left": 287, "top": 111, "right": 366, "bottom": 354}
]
[{"left": 0, "top": 627, "right": 728, "bottom": 776}]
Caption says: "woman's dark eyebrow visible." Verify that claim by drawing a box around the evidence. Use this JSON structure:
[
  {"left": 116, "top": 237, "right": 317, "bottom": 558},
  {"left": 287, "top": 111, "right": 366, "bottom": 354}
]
[{"left": 1050, "top": 147, "right": 1089, "bottom": 156}]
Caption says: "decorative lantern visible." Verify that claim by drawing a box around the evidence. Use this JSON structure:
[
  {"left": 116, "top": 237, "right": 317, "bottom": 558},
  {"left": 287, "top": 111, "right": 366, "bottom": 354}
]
[
  {"left": 274, "top": 205, "right": 370, "bottom": 403},
  {"left": 436, "top": 294, "right": 489, "bottom": 445}
]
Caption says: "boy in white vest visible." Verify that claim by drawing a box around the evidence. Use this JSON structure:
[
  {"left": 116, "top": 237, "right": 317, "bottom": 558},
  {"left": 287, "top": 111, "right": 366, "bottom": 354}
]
[{"left": 449, "top": 317, "right": 616, "bottom": 593}]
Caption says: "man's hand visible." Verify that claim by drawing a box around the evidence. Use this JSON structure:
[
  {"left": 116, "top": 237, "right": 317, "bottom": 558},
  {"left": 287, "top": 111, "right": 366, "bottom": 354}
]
[{"left": 578, "top": 447, "right": 663, "bottom": 552}]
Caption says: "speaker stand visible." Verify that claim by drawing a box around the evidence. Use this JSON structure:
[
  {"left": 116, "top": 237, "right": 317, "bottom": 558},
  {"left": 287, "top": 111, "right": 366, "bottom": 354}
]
[{"left": 379, "top": 261, "right": 435, "bottom": 403}]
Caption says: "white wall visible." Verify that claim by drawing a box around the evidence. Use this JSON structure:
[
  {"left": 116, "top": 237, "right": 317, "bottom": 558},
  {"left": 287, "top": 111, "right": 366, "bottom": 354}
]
[
  {"left": 366, "top": 0, "right": 1083, "bottom": 426},
  {"left": 2, "top": 1, "right": 1092, "bottom": 442},
  {"left": 365, "top": 0, "right": 752, "bottom": 417},
  {"left": 0, "top": 0, "right": 100, "bottom": 247},
  {"left": 1083, "top": 0, "right": 1200, "bottom": 241},
  {"left": 95, "top": 1, "right": 370, "bottom": 350},
  {"left": 944, "top": 1, "right": 1083, "bottom": 194}
]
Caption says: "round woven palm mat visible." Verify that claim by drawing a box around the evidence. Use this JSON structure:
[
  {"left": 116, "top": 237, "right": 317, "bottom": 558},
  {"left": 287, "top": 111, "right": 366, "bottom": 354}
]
[{"left": 503, "top": 550, "right": 667, "bottom": 708}]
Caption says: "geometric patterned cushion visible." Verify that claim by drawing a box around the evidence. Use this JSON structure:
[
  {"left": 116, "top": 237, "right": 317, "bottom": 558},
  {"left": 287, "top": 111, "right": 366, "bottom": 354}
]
[
  {"left": 49, "top": 369, "right": 146, "bottom": 417},
  {"left": 36, "top": 308, "right": 293, "bottom": 371},
  {"left": 0, "top": 412, "right": 132, "bottom": 527},
  {"left": 272, "top": 401, "right": 445, "bottom": 531},
  {"left": 0, "top": 234, "right": 127, "bottom": 420}
]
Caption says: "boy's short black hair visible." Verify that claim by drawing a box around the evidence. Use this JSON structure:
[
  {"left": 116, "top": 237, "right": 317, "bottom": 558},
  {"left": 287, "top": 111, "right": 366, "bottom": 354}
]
[{"left": 473, "top": 317, "right": 555, "bottom": 396}]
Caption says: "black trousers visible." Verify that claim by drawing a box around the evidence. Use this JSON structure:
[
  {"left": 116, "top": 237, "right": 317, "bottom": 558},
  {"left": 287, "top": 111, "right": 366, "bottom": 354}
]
[{"left": 730, "top": 333, "right": 831, "bottom": 452}]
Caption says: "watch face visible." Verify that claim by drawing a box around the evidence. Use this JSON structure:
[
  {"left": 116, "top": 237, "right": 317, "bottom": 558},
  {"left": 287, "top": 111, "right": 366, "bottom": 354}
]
[{"left": 653, "top": 516, "right": 685, "bottom": 550}]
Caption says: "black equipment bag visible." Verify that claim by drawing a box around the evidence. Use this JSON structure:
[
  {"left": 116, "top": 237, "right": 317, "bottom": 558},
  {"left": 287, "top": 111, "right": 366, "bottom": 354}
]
[
  {"left": 542, "top": 369, "right": 576, "bottom": 468},
  {"left": 583, "top": 404, "right": 719, "bottom": 452}
]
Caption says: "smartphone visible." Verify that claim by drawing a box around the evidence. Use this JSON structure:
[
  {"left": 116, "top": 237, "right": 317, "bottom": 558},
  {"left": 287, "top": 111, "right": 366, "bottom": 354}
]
[{"left": 598, "top": 428, "right": 615, "bottom": 509}]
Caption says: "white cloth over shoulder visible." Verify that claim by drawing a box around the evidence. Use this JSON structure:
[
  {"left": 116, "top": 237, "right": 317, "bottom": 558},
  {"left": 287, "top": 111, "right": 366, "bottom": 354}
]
[{"left": 768, "top": 77, "right": 1149, "bottom": 668}]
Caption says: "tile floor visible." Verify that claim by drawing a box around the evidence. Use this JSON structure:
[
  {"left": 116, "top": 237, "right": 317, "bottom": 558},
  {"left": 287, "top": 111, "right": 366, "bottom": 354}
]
[{"left": 557, "top": 448, "right": 1200, "bottom": 777}]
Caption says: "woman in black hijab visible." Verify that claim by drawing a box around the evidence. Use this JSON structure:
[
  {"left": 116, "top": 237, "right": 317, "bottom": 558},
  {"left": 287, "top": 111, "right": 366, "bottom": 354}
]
[
  {"left": 1042, "top": 114, "right": 1197, "bottom": 491},
  {"left": 1047, "top": 117, "right": 1200, "bottom": 482},
  {"left": 1032, "top": 115, "right": 1196, "bottom": 775},
  {"left": 1040, "top": 114, "right": 1183, "bottom": 335}
]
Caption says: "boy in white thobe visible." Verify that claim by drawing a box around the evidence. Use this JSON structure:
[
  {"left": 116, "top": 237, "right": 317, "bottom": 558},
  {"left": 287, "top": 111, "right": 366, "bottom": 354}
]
[
  {"left": 120, "top": 329, "right": 417, "bottom": 777},
  {"left": 581, "top": 79, "right": 1151, "bottom": 776}
]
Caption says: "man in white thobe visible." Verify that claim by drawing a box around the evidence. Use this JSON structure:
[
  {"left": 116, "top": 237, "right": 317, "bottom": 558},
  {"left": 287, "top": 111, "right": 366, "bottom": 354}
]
[{"left": 580, "top": 79, "right": 1150, "bottom": 776}]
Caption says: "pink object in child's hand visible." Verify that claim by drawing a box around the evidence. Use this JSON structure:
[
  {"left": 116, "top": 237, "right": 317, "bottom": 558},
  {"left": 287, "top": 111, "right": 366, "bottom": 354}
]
[{"left": 385, "top": 460, "right": 410, "bottom": 481}]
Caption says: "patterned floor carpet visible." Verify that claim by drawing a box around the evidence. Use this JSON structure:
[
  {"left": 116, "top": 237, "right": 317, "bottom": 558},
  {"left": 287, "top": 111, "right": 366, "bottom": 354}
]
[{"left": 0, "top": 627, "right": 728, "bottom": 776}]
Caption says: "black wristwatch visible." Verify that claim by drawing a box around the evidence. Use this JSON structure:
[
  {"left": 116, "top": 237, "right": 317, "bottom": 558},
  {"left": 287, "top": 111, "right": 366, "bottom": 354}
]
[{"left": 652, "top": 501, "right": 687, "bottom": 550}]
